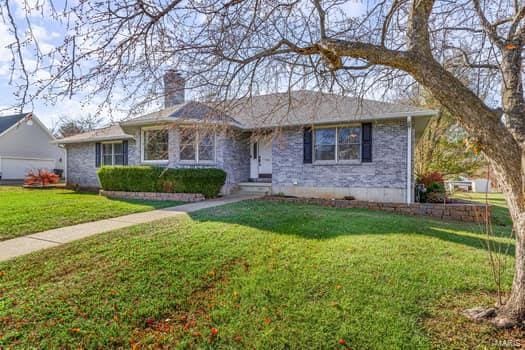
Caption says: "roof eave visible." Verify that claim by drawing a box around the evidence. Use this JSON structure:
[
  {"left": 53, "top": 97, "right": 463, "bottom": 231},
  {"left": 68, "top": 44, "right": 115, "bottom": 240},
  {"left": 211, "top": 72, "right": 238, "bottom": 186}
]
[
  {"left": 242, "top": 110, "right": 438, "bottom": 130},
  {"left": 119, "top": 119, "right": 174, "bottom": 127},
  {"left": 53, "top": 134, "right": 135, "bottom": 144},
  {"left": 120, "top": 118, "right": 244, "bottom": 129}
]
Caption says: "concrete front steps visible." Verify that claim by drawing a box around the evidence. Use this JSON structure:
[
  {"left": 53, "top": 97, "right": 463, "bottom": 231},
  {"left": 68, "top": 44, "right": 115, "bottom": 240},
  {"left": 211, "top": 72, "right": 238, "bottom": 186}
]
[{"left": 237, "top": 182, "right": 272, "bottom": 195}]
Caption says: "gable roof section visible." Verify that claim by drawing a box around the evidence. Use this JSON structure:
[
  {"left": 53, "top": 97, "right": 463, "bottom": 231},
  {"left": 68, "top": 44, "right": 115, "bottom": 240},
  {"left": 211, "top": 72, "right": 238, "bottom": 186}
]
[
  {"left": 120, "top": 101, "right": 243, "bottom": 128},
  {"left": 0, "top": 112, "right": 55, "bottom": 141},
  {"left": 0, "top": 113, "right": 28, "bottom": 136},
  {"left": 54, "top": 124, "right": 134, "bottom": 144}
]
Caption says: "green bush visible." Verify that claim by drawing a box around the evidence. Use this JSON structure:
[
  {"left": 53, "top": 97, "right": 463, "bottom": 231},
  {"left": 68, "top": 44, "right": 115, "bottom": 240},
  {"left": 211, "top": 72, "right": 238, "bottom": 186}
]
[
  {"left": 416, "top": 171, "right": 447, "bottom": 203},
  {"left": 97, "top": 166, "right": 226, "bottom": 198}
]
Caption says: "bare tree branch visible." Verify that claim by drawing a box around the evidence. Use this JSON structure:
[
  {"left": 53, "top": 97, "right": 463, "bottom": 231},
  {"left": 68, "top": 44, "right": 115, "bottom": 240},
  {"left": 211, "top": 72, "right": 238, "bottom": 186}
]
[{"left": 472, "top": 0, "right": 506, "bottom": 47}]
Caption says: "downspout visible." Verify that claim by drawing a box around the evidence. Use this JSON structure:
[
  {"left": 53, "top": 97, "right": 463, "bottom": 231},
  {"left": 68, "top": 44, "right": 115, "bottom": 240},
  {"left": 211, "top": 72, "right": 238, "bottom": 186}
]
[
  {"left": 64, "top": 146, "right": 68, "bottom": 185},
  {"left": 406, "top": 116, "right": 412, "bottom": 204}
]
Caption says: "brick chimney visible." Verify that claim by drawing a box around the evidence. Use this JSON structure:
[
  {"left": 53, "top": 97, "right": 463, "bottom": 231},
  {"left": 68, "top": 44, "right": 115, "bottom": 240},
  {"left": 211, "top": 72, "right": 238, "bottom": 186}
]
[{"left": 164, "top": 69, "right": 185, "bottom": 107}]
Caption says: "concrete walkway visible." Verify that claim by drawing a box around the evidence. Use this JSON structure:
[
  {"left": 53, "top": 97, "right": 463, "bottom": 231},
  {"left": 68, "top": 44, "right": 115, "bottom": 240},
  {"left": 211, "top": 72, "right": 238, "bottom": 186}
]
[{"left": 0, "top": 194, "right": 259, "bottom": 262}]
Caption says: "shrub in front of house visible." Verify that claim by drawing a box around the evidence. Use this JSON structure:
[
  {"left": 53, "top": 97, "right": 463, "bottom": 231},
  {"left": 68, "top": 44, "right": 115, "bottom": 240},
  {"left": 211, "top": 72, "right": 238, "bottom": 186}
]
[
  {"left": 24, "top": 169, "right": 60, "bottom": 187},
  {"left": 416, "top": 171, "right": 447, "bottom": 203},
  {"left": 97, "top": 166, "right": 226, "bottom": 198}
]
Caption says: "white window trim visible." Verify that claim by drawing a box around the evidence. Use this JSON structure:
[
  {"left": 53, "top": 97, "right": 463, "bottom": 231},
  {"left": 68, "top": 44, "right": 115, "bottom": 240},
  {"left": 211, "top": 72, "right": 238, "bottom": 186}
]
[
  {"left": 101, "top": 141, "right": 124, "bottom": 166},
  {"left": 178, "top": 128, "right": 217, "bottom": 164},
  {"left": 141, "top": 126, "right": 169, "bottom": 164},
  {"left": 313, "top": 124, "right": 362, "bottom": 164}
]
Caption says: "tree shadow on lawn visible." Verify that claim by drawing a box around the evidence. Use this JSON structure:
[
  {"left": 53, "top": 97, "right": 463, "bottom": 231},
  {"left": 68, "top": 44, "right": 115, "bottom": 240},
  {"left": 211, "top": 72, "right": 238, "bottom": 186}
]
[
  {"left": 107, "top": 197, "right": 184, "bottom": 208},
  {"left": 189, "top": 200, "right": 515, "bottom": 257},
  {"left": 55, "top": 191, "right": 183, "bottom": 209}
]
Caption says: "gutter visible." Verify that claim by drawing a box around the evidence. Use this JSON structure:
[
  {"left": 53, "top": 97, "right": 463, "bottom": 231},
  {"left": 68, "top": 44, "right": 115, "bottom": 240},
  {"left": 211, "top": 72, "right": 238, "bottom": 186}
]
[
  {"left": 119, "top": 109, "right": 438, "bottom": 131},
  {"left": 64, "top": 147, "right": 68, "bottom": 184},
  {"left": 52, "top": 135, "right": 135, "bottom": 145},
  {"left": 241, "top": 111, "right": 437, "bottom": 131},
  {"left": 406, "top": 116, "right": 413, "bottom": 204},
  {"left": 119, "top": 118, "right": 244, "bottom": 129}
]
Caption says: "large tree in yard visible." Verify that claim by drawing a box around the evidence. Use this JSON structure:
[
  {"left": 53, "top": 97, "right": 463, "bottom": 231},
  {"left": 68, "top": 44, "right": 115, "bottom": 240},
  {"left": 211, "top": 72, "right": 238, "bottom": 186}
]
[{"left": 3, "top": 0, "right": 525, "bottom": 327}]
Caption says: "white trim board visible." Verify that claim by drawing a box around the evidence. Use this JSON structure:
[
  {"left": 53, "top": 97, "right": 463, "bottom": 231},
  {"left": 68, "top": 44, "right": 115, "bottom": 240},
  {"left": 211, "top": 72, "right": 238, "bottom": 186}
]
[{"left": 0, "top": 156, "right": 55, "bottom": 161}]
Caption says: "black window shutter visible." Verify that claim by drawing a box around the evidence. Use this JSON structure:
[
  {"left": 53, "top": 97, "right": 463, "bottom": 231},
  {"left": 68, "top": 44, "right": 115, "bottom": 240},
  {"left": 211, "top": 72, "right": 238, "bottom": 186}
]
[
  {"left": 95, "top": 142, "right": 101, "bottom": 168},
  {"left": 303, "top": 127, "right": 313, "bottom": 164},
  {"left": 122, "top": 140, "right": 129, "bottom": 165},
  {"left": 361, "top": 123, "right": 372, "bottom": 162}
]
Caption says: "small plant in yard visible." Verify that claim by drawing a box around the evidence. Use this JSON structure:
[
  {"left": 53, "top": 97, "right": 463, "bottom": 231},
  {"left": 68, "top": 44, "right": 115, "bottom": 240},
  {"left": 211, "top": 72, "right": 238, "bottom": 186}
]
[
  {"left": 417, "top": 171, "right": 445, "bottom": 187},
  {"left": 24, "top": 169, "right": 60, "bottom": 187},
  {"left": 416, "top": 171, "right": 447, "bottom": 203}
]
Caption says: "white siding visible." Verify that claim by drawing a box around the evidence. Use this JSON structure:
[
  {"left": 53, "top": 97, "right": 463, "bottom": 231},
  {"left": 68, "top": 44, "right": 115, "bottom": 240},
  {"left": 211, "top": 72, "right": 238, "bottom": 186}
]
[{"left": 0, "top": 118, "right": 64, "bottom": 179}]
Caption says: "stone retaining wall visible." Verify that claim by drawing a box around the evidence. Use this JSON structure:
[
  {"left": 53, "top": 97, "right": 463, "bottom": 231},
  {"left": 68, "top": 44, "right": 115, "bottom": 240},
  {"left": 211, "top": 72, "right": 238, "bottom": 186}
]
[
  {"left": 100, "top": 190, "right": 205, "bottom": 202},
  {"left": 263, "top": 196, "right": 490, "bottom": 223}
]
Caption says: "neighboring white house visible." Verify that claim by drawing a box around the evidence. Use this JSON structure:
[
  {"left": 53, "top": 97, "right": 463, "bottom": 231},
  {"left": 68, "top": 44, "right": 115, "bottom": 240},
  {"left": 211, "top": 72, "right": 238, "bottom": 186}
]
[
  {"left": 445, "top": 178, "right": 492, "bottom": 193},
  {"left": 0, "top": 113, "right": 64, "bottom": 180}
]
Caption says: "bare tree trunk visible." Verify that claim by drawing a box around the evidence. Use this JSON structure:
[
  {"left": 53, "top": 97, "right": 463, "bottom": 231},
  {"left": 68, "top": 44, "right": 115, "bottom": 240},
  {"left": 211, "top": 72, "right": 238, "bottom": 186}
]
[
  {"left": 494, "top": 189, "right": 525, "bottom": 327},
  {"left": 413, "top": 59, "right": 525, "bottom": 327},
  {"left": 467, "top": 155, "right": 525, "bottom": 327}
]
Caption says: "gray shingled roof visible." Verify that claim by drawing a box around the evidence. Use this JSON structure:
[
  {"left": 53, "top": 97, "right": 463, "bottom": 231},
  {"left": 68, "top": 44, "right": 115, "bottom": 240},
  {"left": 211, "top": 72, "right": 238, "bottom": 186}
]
[
  {"left": 56, "top": 90, "right": 437, "bottom": 144},
  {"left": 54, "top": 124, "right": 134, "bottom": 144},
  {"left": 224, "top": 90, "right": 437, "bottom": 129},
  {"left": 0, "top": 113, "right": 28, "bottom": 135},
  {"left": 123, "top": 90, "right": 436, "bottom": 129}
]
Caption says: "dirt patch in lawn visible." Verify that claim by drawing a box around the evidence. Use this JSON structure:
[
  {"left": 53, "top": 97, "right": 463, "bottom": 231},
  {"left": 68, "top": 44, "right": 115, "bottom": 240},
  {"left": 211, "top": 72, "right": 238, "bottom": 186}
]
[
  {"left": 129, "top": 258, "right": 249, "bottom": 348},
  {"left": 423, "top": 291, "right": 524, "bottom": 349}
]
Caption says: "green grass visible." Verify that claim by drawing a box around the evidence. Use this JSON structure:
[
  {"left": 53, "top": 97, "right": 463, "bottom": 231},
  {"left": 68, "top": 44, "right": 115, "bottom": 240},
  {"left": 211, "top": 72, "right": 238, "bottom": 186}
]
[
  {"left": 0, "top": 186, "right": 183, "bottom": 241},
  {"left": 0, "top": 200, "right": 518, "bottom": 349}
]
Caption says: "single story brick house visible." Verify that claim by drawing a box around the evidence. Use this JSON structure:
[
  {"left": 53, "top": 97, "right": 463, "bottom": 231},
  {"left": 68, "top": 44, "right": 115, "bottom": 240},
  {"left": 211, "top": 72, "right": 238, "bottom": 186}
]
[{"left": 55, "top": 71, "right": 436, "bottom": 203}]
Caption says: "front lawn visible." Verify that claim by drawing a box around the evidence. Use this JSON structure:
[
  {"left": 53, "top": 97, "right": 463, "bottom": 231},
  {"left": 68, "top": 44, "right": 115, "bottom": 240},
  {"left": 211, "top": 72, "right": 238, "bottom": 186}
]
[
  {"left": 0, "top": 186, "right": 183, "bottom": 241},
  {"left": 0, "top": 200, "right": 519, "bottom": 349}
]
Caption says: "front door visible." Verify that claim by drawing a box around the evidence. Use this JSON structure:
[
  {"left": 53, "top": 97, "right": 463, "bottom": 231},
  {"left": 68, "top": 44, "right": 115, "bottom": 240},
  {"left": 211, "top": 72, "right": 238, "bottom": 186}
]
[
  {"left": 250, "top": 137, "right": 272, "bottom": 179},
  {"left": 258, "top": 138, "right": 272, "bottom": 176}
]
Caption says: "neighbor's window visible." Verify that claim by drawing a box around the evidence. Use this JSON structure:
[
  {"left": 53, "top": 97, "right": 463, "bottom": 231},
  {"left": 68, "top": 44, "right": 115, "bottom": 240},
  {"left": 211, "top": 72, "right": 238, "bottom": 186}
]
[
  {"left": 314, "top": 126, "right": 361, "bottom": 162},
  {"left": 143, "top": 129, "right": 169, "bottom": 162},
  {"left": 179, "top": 129, "right": 215, "bottom": 162},
  {"left": 102, "top": 142, "right": 124, "bottom": 166}
]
